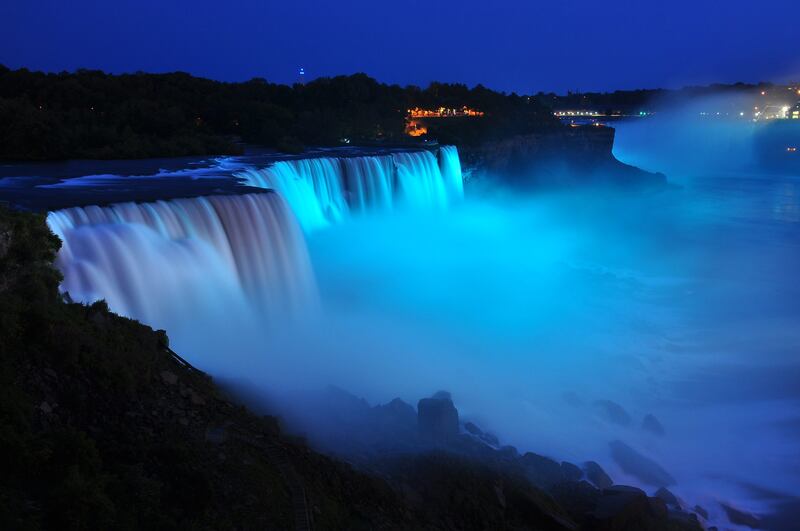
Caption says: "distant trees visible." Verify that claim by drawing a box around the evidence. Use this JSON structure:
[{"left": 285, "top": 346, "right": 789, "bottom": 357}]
[{"left": 0, "top": 67, "right": 559, "bottom": 160}]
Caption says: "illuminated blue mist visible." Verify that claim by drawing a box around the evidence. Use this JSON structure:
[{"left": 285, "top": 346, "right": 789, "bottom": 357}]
[{"left": 47, "top": 129, "right": 800, "bottom": 528}]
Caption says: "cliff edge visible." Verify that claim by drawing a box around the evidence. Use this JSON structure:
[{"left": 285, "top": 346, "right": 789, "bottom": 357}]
[{"left": 461, "top": 125, "right": 666, "bottom": 188}]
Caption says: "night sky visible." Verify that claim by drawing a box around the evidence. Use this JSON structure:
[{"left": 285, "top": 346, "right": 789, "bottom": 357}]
[{"left": 2, "top": 0, "right": 799, "bottom": 93}]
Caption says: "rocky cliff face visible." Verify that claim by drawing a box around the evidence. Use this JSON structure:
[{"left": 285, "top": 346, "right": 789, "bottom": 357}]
[{"left": 461, "top": 125, "right": 665, "bottom": 188}]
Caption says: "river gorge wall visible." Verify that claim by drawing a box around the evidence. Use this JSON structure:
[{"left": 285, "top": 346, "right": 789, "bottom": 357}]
[{"left": 460, "top": 125, "right": 666, "bottom": 188}]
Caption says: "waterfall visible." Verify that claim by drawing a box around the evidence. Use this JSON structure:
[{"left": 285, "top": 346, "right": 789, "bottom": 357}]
[
  {"left": 47, "top": 192, "right": 317, "bottom": 332},
  {"left": 439, "top": 145, "right": 464, "bottom": 198},
  {"left": 238, "top": 158, "right": 349, "bottom": 231},
  {"left": 238, "top": 147, "right": 464, "bottom": 230}
]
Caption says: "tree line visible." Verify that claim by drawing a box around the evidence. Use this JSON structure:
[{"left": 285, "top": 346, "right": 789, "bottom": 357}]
[{"left": 0, "top": 66, "right": 558, "bottom": 160}]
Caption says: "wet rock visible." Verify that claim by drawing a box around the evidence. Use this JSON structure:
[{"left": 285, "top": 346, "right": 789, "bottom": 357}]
[
  {"left": 463, "top": 421, "right": 500, "bottom": 446},
  {"left": 519, "top": 452, "right": 564, "bottom": 489},
  {"left": 550, "top": 480, "right": 601, "bottom": 518},
  {"left": 655, "top": 486, "right": 680, "bottom": 507},
  {"left": 668, "top": 508, "right": 700, "bottom": 525},
  {"left": 693, "top": 505, "right": 708, "bottom": 519},
  {"left": 609, "top": 440, "right": 676, "bottom": 487},
  {"left": 418, "top": 393, "right": 459, "bottom": 440},
  {"left": 594, "top": 400, "right": 632, "bottom": 426},
  {"left": 721, "top": 503, "right": 761, "bottom": 529},
  {"left": 584, "top": 461, "right": 613, "bottom": 489},
  {"left": 375, "top": 397, "right": 416, "bottom": 424},
  {"left": 642, "top": 414, "right": 666, "bottom": 436},
  {"left": 648, "top": 496, "right": 669, "bottom": 519},
  {"left": 498, "top": 445, "right": 519, "bottom": 459},
  {"left": 464, "top": 422, "right": 483, "bottom": 436},
  {"left": 590, "top": 485, "right": 699, "bottom": 529},
  {"left": 593, "top": 485, "right": 649, "bottom": 520},
  {"left": 561, "top": 461, "right": 583, "bottom": 482},
  {"left": 480, "top": 431, "right": 499, "bottom": 446}
]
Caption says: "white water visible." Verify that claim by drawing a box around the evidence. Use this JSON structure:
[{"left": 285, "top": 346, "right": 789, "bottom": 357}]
[
  {"left": 238, "top": 148, "right": 463, "bottom": 230},
  {"left": 47, "top": 193, "right": 316, "bottom": 340}
]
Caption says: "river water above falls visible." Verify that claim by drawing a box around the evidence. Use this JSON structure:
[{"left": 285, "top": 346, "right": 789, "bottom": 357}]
[{"left": 37, "top": 132, "right": 800, "bottom": 527}]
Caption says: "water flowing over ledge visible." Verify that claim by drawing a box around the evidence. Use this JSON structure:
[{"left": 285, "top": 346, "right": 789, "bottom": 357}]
[
  {"left": 47, "top": 192, "right": 317, "bottom": 328},
  {"left": 237, "top": 146, "right": 463, "bottom": 230}
]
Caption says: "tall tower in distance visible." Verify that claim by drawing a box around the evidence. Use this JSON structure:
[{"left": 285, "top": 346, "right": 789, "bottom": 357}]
[{"left": 297, "top": 67, "right": 305, "bottom": 85}]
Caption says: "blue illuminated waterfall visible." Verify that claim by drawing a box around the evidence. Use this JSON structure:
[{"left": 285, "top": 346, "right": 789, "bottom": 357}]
[
  {"left": 238, "top": 147, "right": 464, "bottom": 230},
  {"left": 47, "top": 192, "right": 317, "bottom": 329}
]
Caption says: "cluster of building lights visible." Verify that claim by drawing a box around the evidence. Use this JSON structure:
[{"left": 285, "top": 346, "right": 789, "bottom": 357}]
[
  {"left": 554, "top": 110, "right": 603, "bottom": 117},
  {"left": 697, "top": 87, "right": 800, "bottom": 121},
  {"left": 554, "top": 110, "right": 649, "bottom": 117},
  {"left": 405, "top": 106, "right": 484, "bottom": 137},
  {"left": 407, "top": 106, "right": 485, "bottom": 118}
]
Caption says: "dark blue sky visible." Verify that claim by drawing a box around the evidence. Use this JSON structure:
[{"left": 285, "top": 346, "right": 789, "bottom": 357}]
[{"left": 2, "top": 0, "right": 799, "bottom": 93}]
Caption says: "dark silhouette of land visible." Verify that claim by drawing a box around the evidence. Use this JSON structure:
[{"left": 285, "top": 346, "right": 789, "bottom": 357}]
[{"left": 0, "top": 65, "right": 558, "bottom": 161}]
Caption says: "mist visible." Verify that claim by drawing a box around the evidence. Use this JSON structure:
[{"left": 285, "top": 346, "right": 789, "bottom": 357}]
[
  {"left": 47, "top": 100, "right": 800, "bottom": 526},
  {"left": 164, "top": 182, "right": 798, "bottom": 524}
]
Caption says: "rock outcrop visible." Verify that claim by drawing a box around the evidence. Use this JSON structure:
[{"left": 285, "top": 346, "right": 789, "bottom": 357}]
[
  {"left": 418, "top": 391, "right": 460, "bottom": 441},
  {"left": 609, "top": 440, "right": 676, "bottom": 487},
  {"left": 461, "top": 125, "right": 666, "bottom": 188}
]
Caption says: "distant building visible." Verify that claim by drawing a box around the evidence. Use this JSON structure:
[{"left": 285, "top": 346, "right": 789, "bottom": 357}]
[
  {"left": 789, "top": 102, "right": 800, "bottom": 120},
  {"left": 404, "top": 106, "right": 483, "bottom": 137},
  {"left": 407, "top": 106, "right": 484, "bottom": 119}
]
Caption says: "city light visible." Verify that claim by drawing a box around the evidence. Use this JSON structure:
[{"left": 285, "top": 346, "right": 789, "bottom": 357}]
[{"left": 408, "top": 106, "right": 484, "bottom": 118}]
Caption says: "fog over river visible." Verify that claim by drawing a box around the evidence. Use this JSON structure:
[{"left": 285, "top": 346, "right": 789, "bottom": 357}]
[{"left": 47, "top": 110, "right": 800, "bottom": 527}]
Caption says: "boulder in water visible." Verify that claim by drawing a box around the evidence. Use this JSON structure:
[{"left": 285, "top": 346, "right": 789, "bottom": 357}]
[
  {"left": 655, "top": 487, "right": 680, "bottom": 508},
  {"left": 584, "top": 461, "right": 613, "bottom": 489},
  {"left": 721, "top": 503, "right": 761, "bottom": 529},
  {"left": 642, "top": 414, "right": 666, "bottom": 436},
  {"left": 561, "top": 461, "right": 583, "bottom": 482},
  {"left": 594, "top": 400, "right": 633, "bottom": 426},
  {"left": 609, "top": 440, "right": 676, "bottom": 487},
  {"left": 519, "top": 452, "right": 565, "bottom": 489}
]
